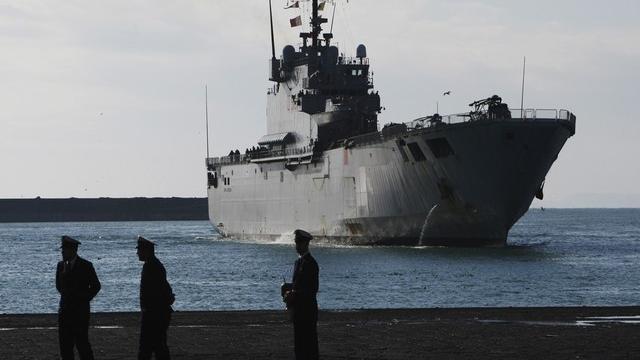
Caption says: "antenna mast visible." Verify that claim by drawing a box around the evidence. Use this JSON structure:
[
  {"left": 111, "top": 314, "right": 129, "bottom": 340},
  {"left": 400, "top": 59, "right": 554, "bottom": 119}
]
[
  {"left": 269, "top": 0, "right": 276, "bottom": 59},
  {"left": 312, "top": 0, "right": 319, "bottom": 47},
  {"left": 205, "top": 85, "right": 210, "bottom": 159},
  {"left": 310, "top": 0, "right": 327, "bottom": 48},
  {"left": 520, "top": 56, "right": 526, "bottom": 119},
  {"left": 330, "top": 1, "right": 337, "bottom": 33}
]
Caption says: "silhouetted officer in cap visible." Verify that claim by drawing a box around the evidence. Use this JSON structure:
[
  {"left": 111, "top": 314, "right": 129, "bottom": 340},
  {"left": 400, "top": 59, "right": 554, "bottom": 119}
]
[
  {"left": 282, "top": 229, "right": 319, "bottom": 360},
  {"left": 137, "top": 236, "right": 175, "bottom": 360},
  {"left": 56, "top": 235, "right": 101, "bottom": 360}
]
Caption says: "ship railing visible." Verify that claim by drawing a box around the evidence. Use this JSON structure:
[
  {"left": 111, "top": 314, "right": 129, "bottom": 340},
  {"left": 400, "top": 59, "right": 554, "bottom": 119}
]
[
  {"left": 342, "top": 108, "right": 575, "bottom": 149},
  {"left": 206, "top": 146, "right": 315, "bottom": 167},
  {"left": 341, "top": 131, "right": 384, "bottom": 147},
  {"left": 508, "top": 108, "right": 573, "bottom": 121},
  {"left": 272, "top": 55, "right": 370, "bottom": 69},
  {"left": 338, "top": 57, "right": 369, "bottom": 66},
  {"left": 206, "top": 155, "right": 250, "bottom": 167},
  {"left": 406, "top": 108, "right": 574, "bottom": 130},
  {"left": 250, "top": 146, "right": 315, "bottom": 161}
]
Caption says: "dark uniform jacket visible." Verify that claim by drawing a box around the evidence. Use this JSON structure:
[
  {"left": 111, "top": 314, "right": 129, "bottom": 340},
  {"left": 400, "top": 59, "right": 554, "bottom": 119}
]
[
  {"left": 140, "top": 256, "right": 175, "bottom": 312},
  {"left": 56, "top": 256, "right": 101, "bottom": 312},
  {"left": 291, "top": 253, "right": 319, "bottom": 321}
]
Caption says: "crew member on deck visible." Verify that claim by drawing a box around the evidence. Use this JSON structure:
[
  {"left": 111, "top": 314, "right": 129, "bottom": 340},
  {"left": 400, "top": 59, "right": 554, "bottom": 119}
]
[
  {"left": 56, "top": 235, "right": 101, "bottom": 360},
  {"left": 282, "top": 229, "right": 320, "bottom": 360},
  {"left": 137, "top": 236, "right": 175, "bottom": 360}
]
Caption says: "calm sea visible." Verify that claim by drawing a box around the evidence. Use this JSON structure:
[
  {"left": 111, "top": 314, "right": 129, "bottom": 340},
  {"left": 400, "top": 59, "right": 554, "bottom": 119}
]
[{"left": 0, "top": 209, "right": 638, "bottom": 314}]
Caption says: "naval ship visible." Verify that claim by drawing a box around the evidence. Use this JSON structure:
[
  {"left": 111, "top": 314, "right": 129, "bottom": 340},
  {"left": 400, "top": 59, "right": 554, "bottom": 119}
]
[{"left": 206, "top": 0, "right": 576, "bottom": 246}]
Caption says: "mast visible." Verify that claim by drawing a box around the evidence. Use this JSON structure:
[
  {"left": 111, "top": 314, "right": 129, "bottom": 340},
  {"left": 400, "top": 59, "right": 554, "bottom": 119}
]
[
  {"left": 330, "top": 1, "right": 337, "bottom": 33},
  {"left": 520, "top": 56, "right": 526, "bottom": 119},
  {"left": 268, "top": 0, "right": 281, "bottom": 82},
  {"left": 269, "top": 0, "right": 276, "bottom": 59},
  {"left": 205, "top": 85, "right": 210, "bottom": 159},
  {"left": 312, "top": 0, "right": 319, "bottom": 47},
  {"left": 309, "top": 0, "right": 327, "bottom": 48}
]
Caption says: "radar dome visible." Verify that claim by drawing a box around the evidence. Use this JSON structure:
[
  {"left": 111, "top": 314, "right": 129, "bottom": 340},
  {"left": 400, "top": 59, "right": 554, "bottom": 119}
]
[
  {"left": 283, "top": 45, "right": 296, "bottom": 63},
  {"left": 356, "top": 44, "right": 367, "bottom": 58},
  {"left": 326, "top": 46, "right": 339, "bottom": 66}
]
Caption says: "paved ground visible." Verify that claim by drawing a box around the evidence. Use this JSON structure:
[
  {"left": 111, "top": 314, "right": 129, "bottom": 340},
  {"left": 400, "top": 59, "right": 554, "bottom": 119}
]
[{"left": 1, "top": 307, "right": 639, "bottom": 359}]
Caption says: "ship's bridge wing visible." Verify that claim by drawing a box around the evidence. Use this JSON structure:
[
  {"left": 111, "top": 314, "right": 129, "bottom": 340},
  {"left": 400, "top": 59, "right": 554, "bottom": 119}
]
[{"left": 258, "top": 132, "right": 294, "bottom": 146}]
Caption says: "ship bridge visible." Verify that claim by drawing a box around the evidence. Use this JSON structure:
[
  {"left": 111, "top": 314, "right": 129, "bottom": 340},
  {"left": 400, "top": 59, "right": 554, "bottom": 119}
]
[{"left": 265, "top": 0, "right": 382, "bottom": 151}]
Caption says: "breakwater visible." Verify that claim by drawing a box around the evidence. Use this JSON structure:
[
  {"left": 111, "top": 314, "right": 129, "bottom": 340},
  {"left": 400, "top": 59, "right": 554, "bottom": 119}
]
[{"left": 0, "top": 198, "right": 207, "bottom": 222}]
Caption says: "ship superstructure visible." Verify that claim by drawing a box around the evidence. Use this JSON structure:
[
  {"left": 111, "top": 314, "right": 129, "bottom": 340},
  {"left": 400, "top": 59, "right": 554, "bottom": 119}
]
[{"left": 205, "top": 0, "right": 576, "bottom": 246}]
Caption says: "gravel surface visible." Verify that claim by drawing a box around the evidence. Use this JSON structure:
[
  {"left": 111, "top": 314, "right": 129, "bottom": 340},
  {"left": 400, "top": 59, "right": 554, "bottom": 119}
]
[{"left": 1, "top": 307, "right": 639, "bottom": 359}]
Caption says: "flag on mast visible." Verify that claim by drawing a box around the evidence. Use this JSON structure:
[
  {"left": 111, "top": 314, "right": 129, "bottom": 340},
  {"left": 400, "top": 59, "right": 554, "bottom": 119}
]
[
  {"left": 285, "top": 1, "right": 299, "bottom": 9},
  {"left": 290, "top": 15, "right": 302, "bottom": 27},
  {"left": 318, "top": 1, "right": 327, "bottom": 11}
]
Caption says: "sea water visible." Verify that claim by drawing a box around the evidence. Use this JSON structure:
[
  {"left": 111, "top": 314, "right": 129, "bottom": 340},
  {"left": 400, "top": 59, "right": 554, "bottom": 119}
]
[{"left": 0, "top": 209, "right": 638, "bottom": 314}]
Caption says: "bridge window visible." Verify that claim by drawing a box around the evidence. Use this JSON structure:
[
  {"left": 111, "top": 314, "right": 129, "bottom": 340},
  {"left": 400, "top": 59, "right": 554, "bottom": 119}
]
[
  {"left": 426, "top": 138, "right": 455, "bottom": 158},
  {"left": 407, "top": 142, "right": 426, "bottom": 161},
  {"left": 280, "top": 172, "right": 284, "bottom": 183},
  {"left": 395, "top": 140, "right": 410, "bottom": 162}
]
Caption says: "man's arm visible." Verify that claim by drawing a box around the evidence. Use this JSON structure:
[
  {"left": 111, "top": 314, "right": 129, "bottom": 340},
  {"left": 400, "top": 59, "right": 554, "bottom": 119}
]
[
  {"left": 158, "top": 263, "right": 175, "bottom": 306},
  {"left": 55, "top": 262, "right": 62, "bottom": 294},
  {"left": 87, "top": 262, "right": 101, "bottom": 301},
  {"left": 301, "top": 259, "right": 319, "bottom": 297},
  {"left": 142, "top": 262, "right": 172, "bottom": 309},
  {"left": 163, "top": 276, "right": 175, "bottom": 306}
]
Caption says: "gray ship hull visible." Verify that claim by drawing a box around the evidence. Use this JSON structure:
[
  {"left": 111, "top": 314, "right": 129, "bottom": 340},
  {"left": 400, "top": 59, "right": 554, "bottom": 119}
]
[{"left": 206, "top": 116, "right": 574, "bottom": 246}]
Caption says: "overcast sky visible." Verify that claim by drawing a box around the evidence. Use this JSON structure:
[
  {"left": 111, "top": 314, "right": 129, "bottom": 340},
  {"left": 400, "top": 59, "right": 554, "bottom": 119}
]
[{"left": 1, "top": 0, "right": 639, "bottom": 207}]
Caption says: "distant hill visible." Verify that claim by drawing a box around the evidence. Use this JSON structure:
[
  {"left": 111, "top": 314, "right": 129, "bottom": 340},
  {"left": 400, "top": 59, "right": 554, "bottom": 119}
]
[
  {"left": 0, "top": 198, "right": 208, "bottom": 223},
  {"left": 534, "top": 193, "right": 640, "bottom": 208}
]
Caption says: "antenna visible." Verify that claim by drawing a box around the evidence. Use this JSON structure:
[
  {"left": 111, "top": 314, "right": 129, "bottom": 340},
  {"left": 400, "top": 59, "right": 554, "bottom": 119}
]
[
  {"left": 520, "top": 56, "right": 526, "bottom": 119},
  {"left": 269, "top": 0, "right": 276, "bottom": 59},
  {"left": 312, "top": 0, "right": 319, "bottom": 47},
  {"left": 205, "top": 85, "right": 210, "bottom": 159},
  {"left": 330, "top": 1, "right": 337, "bottom": 33}
]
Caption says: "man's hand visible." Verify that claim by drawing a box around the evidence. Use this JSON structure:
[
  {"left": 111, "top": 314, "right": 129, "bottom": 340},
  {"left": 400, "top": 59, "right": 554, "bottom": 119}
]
[
  {"left": 283, "top": 290, "right": 296, "bottom": 306},
  {"left": 281, "top": 282, "right": 293, "bottom": 299}
]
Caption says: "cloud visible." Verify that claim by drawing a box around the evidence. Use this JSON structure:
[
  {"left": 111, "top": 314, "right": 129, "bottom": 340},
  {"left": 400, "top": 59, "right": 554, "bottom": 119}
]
[{"left": 0, "top": 0, "right": 638, "bottom": 203}]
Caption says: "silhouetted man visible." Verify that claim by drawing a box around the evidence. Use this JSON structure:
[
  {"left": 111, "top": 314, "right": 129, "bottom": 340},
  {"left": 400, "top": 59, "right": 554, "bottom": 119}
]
[
  {"left": 56, "top": 235, "right": 101, "bottom": 360},
  {"left": 282, "top": 229, "right": 319, "bottom": 360},
  {"left": 137, "top": 236, "right": 175, "bottom": 360}
]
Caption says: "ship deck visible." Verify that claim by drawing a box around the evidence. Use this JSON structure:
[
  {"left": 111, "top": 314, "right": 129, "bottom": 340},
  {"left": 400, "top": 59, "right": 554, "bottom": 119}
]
[{"left": 206, "top": 107, "right": 575, "bottom": 168}]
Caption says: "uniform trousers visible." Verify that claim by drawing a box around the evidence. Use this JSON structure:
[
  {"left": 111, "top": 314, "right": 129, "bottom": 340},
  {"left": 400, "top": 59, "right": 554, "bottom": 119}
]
[
  {"left": 58, "top": 307, "right": 94, "bottom": 360},
  {"left": 138, "top": 310, "right": 171, "bottom": 360},
  {"left": 293, "top": 305, "right": 319, "bottom": 360}
]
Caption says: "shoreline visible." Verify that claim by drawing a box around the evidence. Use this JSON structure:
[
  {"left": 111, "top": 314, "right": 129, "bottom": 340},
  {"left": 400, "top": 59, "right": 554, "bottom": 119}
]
[{"left": 2, "top": 306, "right": 639, "bottom": 359}]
